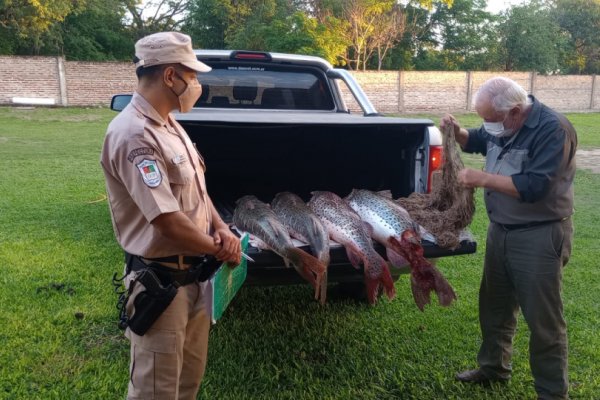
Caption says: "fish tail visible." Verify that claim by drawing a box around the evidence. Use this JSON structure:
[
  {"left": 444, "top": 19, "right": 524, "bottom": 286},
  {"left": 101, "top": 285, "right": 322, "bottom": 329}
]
[
  {"left": 287, "top": 247, "right": 328, "bottom": 304},
  {"left": 364, "top": 253, "right": 396, "bottom": 305},
  {"left": 389, "top": 234, "right": 456, "bottom": 311}
]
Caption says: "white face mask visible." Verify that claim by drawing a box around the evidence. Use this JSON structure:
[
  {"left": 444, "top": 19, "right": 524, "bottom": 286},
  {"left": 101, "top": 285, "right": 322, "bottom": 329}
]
[
  {"left": 483, "top": 119, "right": 513, "bottom": 138},
  {"left": 171, "top": 73, "right": 202, "bottom": 113}
]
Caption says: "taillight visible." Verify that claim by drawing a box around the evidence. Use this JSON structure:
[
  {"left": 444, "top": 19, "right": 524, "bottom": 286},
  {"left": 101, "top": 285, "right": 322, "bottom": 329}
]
[{"left": 427, "top": 145, "right": 443, "bottom": 193}]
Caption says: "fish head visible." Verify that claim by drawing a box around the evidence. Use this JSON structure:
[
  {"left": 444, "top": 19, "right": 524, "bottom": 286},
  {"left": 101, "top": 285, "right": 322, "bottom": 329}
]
[
  {"left": 273, "top": 191, "right": 305, "bottom": 207},
  {"left": 235, "top": 195, "right": 259, "bottom": 207}
]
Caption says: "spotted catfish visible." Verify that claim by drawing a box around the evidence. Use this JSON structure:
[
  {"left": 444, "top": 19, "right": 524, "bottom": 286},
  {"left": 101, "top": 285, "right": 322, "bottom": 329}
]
[
  {"left": 346, "top": 189, "right": 456, "bottom": 311},
  {"left": 272, "top": 192, "right": 330, "bottom": 303},
  {"left": 308, "top": 191, "right": 395, "bottom": 304},
  {"left": 233, "top": 195, "right": 326, "bottom": 300}
]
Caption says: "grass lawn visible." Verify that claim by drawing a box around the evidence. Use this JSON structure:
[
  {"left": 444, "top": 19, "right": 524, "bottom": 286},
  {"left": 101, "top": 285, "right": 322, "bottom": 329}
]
[{"left": 0, "top": 107, "right": 599, "bottom": 399}]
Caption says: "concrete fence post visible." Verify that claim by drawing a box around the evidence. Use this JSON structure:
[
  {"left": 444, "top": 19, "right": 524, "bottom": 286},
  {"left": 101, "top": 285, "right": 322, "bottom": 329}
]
[
  {"left": 590, "top": 75, "right": 597, "bottom": 110},
  {"left": 398, "top": 70, "right": 404, "bottom": 113},
  {"left": 530, "top": 71, "right": 537, "bottom": 96},
  {"left": 56, "top": 56, "right": 68, "bottom": 106},
  {"left": 465, "top": 71, "right": 473, "bottom": 111}
]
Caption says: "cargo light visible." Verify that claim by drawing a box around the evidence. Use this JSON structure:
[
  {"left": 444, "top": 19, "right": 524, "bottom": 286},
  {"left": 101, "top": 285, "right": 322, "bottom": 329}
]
[
  {"left": 428, "top": 145, "right": 443, "bottom": 193},
  {"left": 231, "top": 51, "right": 272, "bottom": 61}
]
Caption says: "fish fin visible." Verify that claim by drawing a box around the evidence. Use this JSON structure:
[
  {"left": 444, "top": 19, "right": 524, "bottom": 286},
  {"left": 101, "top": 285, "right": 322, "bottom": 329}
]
[
  {"left": 253, "top": 237, "right": 271, "bottom": 251},
  {"left": 364, "top": 255, "right": 396, "bottom": 304},
  {"left": 364, "top": 277, "right": 380, "bottom": 305},
  {"left": 362, "top": 221, "right": 374, "bottom": 236},
  {"left": 266, "top": 219, "right": 286, "bottom": 242},
  {"left": 386, "top": 247, "right": 410, "bottom": 273},
  {"left": 345, "top": 246, "right": 363, "bottom": 269},
  {"left": 286, "top": 247, "right": 327, "bottom": 301},
  {"left": 391, "top": 233, "right": 456, "bottom": 311},
  {"left": 318, "top": 270, "right": 328, "bottom": 305},
  {"left": 377, "top": 190, "right": 393, "bottom": 199}
]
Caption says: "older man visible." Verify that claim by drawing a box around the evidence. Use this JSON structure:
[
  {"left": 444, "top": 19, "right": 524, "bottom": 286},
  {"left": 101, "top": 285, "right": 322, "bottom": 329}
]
[{"left": 441, "top": 77, "right": 577, "bottom": 399}]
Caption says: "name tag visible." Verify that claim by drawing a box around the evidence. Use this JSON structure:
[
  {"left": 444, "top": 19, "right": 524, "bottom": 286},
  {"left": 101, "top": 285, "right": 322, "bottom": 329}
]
[{"left": 172, "top": 154, "right": 188, "bottom": 165}]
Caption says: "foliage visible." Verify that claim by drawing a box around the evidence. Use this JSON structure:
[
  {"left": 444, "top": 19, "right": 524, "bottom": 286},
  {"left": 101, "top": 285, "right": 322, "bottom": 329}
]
[
  {"left": 0, "top": 0, "right": 86, "bottom": 54},
  {"left": 552, "top": 0, "right": 600, "bottom": 74},
  {"left": 497, "top": 0, "right": 566, "bottom": 73},
  {"left": 415, "top": 0, "right": 501, "bottom": 71},
  {"left": 2, "top": 0, "right": 600, "bottom": 73},
  {"left": 123, "top": 0, "right": 188, "bottom": 40},
  {"left": 0, "top": 107, "right": 599, "bottom": 398}
]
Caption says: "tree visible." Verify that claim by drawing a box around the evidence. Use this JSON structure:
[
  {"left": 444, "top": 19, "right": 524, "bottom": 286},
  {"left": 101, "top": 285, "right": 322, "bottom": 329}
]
[
  {"left": 498, "top": 1, "right": 565, "bottom": 73},
  {"left": 184, "top": 0, "right": 229, "bottom": 48},
  {"left": 123, "top": 0, "right": 188, "bottom": 40},
  {"left": 552, "top": 0, "right": 600, "bottom": 74},
  {"left": 426, "top": 0, "right": 501, "bottom": 70},
  {"left": 0, "top": 0, "right": 85, "bottom": 54},
  {"left": 60, "top": 0, "right": 134, "bottom": 61}
]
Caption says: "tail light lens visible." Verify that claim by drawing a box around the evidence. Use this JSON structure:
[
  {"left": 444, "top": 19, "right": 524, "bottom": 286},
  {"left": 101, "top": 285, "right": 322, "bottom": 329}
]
[
  {"left": 427, "top": 145, "right": 443, "bottom": 193},
  {"left": 230, "top": 51, "right": 272, "bottom": 61}
]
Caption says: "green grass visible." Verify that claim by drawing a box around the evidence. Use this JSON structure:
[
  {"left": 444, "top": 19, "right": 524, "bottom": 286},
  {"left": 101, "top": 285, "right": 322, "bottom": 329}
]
[{"left": 1, "top": 106, "right": 599, "bottom": 399}]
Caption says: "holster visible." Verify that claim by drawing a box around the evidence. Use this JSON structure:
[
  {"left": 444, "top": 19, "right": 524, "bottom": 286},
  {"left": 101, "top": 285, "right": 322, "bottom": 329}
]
[{"left": 125, "top": 268, "right": 178, "bottom": 336}]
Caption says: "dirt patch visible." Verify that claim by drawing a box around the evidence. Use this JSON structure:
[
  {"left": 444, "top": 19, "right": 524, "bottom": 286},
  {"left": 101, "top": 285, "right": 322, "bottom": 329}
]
[{"left": 577, "top": 149, "right": 600, "bottom": 174}]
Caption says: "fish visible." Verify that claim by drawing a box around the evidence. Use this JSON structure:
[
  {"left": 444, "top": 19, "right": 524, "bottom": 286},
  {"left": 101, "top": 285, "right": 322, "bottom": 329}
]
[
  {"left": 233, "top": 195, "right": 327, "bottom": 300},
  {"left": 272, "top": 192, "right": 330, "bottom": 304},
  {"left": 308, "top": 191, "right": 396, "bottom": 305},
  {"left": 345, "top": 189, "right": 456, "bottom": 311}
]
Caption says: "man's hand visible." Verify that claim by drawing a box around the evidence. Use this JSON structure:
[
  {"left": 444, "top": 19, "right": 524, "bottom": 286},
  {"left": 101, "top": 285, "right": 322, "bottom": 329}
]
[
  {"left": 213, "top": 227, "right": 242, "bottom": 266},
  {"left": 458, "top": 168, "right": 520, "bottom": 198},
  {"left": 441, "top": 114, "right": 469, "bottom": 148},
  {"left": 440, "top": 114, "right": 461, "bottom": 136},
  {"left": 458, "top": 168, "right": 486, "bottom": 188}
]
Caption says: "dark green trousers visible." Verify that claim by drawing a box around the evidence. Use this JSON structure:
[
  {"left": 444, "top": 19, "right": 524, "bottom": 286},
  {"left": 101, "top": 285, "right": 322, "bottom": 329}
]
[{"left": 477, "top": 218, "right": 573, "bottom": 400}]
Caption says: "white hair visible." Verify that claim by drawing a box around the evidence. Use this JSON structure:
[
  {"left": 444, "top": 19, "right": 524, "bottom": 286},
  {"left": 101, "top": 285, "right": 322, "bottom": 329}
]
[{"left": 474, "top": 77, "right": 532, "bottom": 112}]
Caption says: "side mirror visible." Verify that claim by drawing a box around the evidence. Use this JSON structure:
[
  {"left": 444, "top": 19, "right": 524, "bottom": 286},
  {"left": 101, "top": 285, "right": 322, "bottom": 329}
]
[{"left": 110, "top": 94, "right": 133, "bottom": 111}]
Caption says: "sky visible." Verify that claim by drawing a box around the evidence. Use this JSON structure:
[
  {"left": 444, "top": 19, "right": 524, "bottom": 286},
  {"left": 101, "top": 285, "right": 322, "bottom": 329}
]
[{"left": 486, "top": 0, "right": 527, "bottom": 14}]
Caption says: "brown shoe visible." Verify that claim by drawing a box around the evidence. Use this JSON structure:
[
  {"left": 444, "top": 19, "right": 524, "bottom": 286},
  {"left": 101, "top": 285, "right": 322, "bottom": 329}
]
[{"left": 455, "top": 369, "right": 509, "bottom": 385}]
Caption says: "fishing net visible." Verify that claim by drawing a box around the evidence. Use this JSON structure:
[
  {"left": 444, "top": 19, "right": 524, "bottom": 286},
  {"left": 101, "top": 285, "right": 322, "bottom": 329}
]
[{"left": 397, "top": 125, "right": 475, "bottom": 249}]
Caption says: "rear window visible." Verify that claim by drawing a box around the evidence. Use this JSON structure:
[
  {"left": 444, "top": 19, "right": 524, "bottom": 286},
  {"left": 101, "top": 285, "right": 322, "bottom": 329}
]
[{"left": 194, "top": 63, "right": 334, "bottom": 110}]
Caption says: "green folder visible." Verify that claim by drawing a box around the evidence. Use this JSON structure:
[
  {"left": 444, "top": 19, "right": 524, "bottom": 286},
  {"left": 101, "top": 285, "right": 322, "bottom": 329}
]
[{"left": 209, "top": 233, "right": 249, "bottom": 324}]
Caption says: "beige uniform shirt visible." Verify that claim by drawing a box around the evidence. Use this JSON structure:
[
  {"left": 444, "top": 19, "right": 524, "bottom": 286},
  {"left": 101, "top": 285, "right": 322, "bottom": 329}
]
[{"left": 101, "top": 92, "right": 212, "bottom": 258}]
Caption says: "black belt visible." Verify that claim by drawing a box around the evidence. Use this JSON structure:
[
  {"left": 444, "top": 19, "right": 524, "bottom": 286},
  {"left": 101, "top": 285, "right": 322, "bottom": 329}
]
[
  {"left": 143, "top": 255, "right": 206, "bottom": 265},
  {"left": 495, "top": 218, "right": 566, "bottom": 231},
  {"left": 125, "top": 253, "right": 221, "bottom": 286}
]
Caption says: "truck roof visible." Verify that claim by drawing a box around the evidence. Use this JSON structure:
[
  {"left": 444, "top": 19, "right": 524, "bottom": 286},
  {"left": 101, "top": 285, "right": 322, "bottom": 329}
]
[{"left": 194, "top": 50, "right": 333, "bottom": 71}]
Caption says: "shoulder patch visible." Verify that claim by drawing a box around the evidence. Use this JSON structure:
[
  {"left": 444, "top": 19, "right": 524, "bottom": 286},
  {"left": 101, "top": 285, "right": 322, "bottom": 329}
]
[
  {"left": 136, "top": 159, "right": 162, "bottom": 188},
  {"left": 128, "top": 147, "right": 155, "bottom": 162}
]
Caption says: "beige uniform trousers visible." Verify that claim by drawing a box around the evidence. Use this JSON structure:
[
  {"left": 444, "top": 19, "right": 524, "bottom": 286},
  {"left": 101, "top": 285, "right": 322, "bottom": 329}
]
[{"left": 125, "top": 272, "right": 210, "bottom": 400}]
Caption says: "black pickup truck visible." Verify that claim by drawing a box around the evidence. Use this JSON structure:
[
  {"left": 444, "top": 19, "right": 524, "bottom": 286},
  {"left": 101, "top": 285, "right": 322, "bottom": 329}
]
[{"left": 111, "top": 50, "right": 476, "bottom": 288}]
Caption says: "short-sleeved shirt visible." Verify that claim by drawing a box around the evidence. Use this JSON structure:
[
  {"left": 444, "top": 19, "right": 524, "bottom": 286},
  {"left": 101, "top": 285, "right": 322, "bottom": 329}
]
[
  {"left": 464, "top": 95, "right": 577, "bottom": 225},
  {"left": 101, "top": 92, "right": 212, "bottom": 257}
]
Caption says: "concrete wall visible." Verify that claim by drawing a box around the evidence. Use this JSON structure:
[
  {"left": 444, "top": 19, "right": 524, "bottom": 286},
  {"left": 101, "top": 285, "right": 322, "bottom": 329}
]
[{"left": 1, "top": 56, "right": 598, "bottom": 113}]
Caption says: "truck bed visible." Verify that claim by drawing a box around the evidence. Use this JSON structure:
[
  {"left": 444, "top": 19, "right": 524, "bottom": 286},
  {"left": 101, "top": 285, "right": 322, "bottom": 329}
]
[{"left": 180, "top": 116, "right": 477, "bottom": 286}]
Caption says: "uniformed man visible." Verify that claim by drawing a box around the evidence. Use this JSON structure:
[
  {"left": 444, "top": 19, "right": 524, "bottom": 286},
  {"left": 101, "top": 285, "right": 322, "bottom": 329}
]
[
  {"left": 441, "top": 77, "right": 577, "bottom": 400},
  {"left": 101, "top": 31, "right": 241, "bottom": 399}
]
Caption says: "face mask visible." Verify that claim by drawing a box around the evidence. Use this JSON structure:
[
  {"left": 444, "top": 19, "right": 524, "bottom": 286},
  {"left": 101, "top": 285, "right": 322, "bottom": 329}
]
[
  {"left": 483, "top": 118, "right": 513, "bottom": 138},
  {"left": 171, "top": 73, "right": 202, "bottom": 113}
]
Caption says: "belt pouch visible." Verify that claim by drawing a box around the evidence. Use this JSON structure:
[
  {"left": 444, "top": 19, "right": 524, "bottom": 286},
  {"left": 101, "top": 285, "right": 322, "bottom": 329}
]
[{"left": 127, "top": 268, "right": 178, "bottom": 336}]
